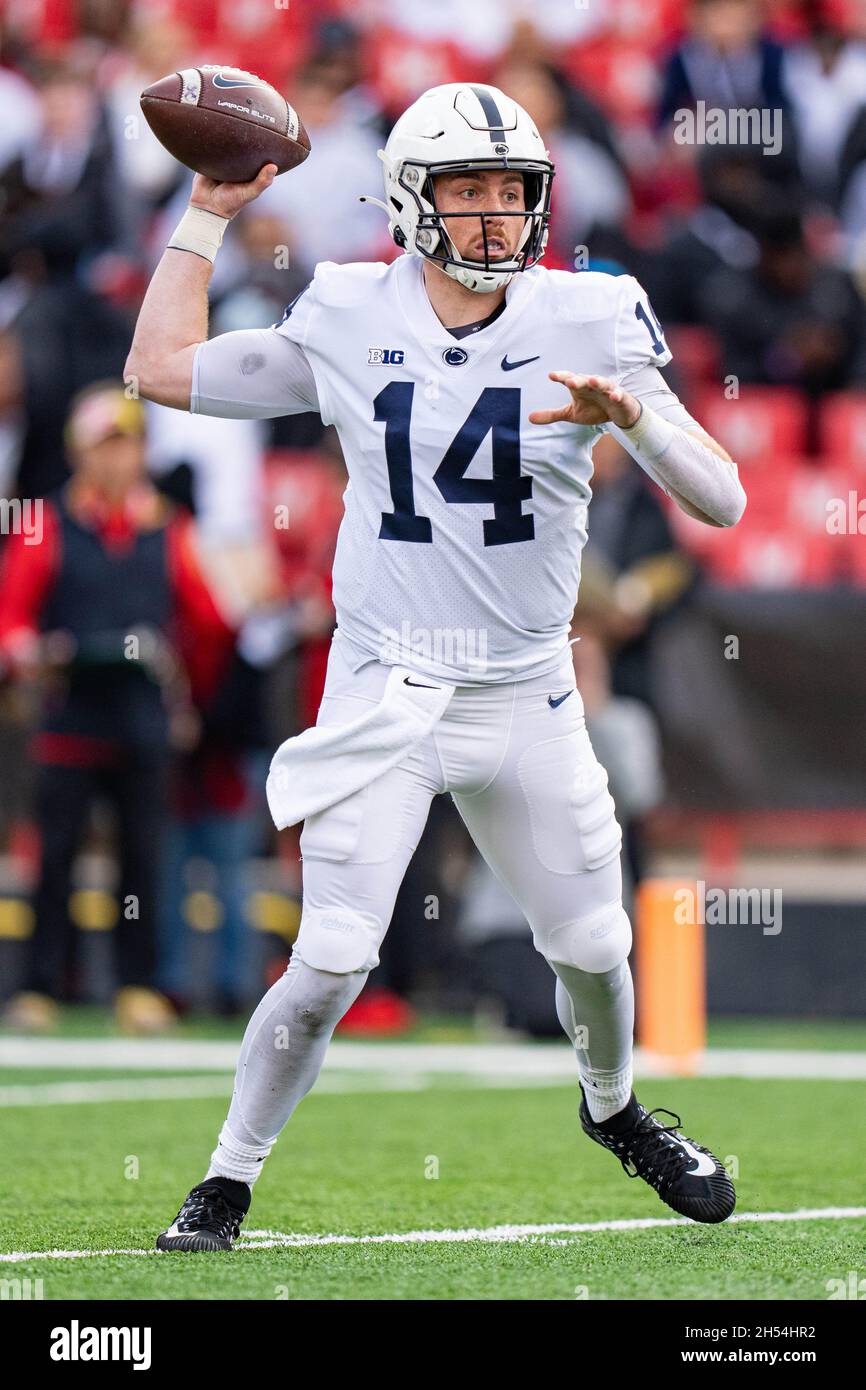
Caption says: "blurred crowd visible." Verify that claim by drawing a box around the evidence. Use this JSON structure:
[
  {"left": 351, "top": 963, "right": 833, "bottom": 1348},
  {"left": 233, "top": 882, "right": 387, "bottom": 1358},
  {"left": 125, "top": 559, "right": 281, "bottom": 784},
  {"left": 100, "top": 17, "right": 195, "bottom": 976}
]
[{"left": 0, "top": 0, "right": 864, "bottom": 1034}]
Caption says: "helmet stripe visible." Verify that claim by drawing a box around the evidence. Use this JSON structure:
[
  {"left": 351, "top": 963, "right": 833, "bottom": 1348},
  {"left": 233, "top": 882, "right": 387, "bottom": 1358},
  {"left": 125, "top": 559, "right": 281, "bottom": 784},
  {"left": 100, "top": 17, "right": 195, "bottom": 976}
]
[{"left": 470, "top": 86, "right": 506, "bottom": 142}]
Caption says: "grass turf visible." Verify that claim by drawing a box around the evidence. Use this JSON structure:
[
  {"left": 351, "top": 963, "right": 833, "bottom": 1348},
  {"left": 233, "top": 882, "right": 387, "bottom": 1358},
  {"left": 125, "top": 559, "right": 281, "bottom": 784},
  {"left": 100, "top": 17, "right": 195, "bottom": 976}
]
[
  {"left": 4, "top": 1005, "right": 866, "bottom": 1049},
  {"left": 0, "top": 1075, "right": 863, "bottom": 1300}
]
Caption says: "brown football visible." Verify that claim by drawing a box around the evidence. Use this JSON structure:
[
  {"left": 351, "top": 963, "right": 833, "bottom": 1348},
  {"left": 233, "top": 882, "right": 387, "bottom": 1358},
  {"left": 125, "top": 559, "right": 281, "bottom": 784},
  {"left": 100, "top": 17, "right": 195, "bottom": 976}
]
[{"left": 140, "top": 65, "right": 310, "bottom": 183}]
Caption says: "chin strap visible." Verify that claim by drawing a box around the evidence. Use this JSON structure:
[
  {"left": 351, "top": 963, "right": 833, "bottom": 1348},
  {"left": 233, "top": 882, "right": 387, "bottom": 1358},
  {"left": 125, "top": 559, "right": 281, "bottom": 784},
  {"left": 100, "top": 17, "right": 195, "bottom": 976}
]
[{"left": 451, "top": 266, "right": 513, "bottom": 294}]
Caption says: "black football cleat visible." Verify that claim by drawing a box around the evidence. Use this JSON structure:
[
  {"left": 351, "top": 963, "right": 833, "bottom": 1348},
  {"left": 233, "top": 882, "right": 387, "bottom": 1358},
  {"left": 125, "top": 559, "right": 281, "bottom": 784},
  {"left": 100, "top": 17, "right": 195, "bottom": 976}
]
[
  {"left": 156, "top": 1178, "right": 251, "bottom": 1252},
  {"left": 579, "top": 1089, "right": 736, "bottom": 1224}
]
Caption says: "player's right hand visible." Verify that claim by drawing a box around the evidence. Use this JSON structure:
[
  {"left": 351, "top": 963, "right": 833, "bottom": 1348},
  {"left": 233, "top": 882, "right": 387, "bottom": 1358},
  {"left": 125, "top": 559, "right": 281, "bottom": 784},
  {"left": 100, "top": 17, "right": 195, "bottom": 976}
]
[{"left": 189, "top": 163, "right": 277, "bottom": 221}]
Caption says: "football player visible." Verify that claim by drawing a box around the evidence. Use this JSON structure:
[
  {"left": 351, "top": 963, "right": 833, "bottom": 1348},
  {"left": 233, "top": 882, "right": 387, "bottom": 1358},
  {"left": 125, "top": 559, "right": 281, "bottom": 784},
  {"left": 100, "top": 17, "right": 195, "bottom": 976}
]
[{"left": 126, "top": 84, "right": 746, "bottom": 1252}]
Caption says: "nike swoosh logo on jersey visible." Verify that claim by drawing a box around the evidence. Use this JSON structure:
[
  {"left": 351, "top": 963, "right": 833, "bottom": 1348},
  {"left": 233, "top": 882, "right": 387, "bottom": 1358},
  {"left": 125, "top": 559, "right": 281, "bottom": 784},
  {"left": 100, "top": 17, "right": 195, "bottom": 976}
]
[
  {"left": 404, "top": 676, "right": 440, "bottom": 689},
  {"left": 548, "top": 691, "right": 573, "bottom": 708},
  {"left": 501, "top": 354, "right": 541, "bottom": 371}
]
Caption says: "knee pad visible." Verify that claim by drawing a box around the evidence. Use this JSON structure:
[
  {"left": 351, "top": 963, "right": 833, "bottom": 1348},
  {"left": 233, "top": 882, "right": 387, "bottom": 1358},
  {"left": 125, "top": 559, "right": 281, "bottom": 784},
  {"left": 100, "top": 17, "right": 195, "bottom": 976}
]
[
  {"left": 538, "top": 900, "right": 632, "bottom": 975},
  {"left": 293, "top": 904, "right": 383, "bottom": 974}
]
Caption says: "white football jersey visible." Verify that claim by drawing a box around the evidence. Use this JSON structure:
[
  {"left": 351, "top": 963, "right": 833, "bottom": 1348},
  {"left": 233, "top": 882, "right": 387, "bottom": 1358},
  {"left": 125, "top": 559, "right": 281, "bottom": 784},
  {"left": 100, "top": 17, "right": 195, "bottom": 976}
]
[{"left": 276, "top": 255, "right": 672, "bottom": 684}]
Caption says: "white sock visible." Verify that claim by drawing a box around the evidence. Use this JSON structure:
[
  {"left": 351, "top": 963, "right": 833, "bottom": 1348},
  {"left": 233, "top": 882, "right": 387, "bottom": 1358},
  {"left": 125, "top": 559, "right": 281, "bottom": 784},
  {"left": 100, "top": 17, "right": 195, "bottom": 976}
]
[
  {"left": 205, "top": 1126, "right": 272, "bottom": 1187},
  {"left": 576, "top": 1063, "right": 635, "bottom": 1124},
  {"left": 553, "top": 960, "right": 635, "bottom": 1124},
  {"left": 206, "top": 952, "right": 368, "bottom": 1187}
]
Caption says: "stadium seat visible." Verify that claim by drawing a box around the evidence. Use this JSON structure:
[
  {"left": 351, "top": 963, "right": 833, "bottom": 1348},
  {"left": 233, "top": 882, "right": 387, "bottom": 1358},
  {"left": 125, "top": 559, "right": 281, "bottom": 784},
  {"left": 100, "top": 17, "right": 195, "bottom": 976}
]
[
  {"left": 566, "top": 38, "right": 660, "bottom": 121},
  {"left": 818, "top": 391, "right": 866, "bottom": 473},
  {"left": 787, "top": 464, "right": 855, "bottom": 534},
  {"left": 159, "top": 0, "right": 313, "bottom": 89},
  {"left": 362, "top": 27, "right": 466, "bottom": 116},
  {"left": 732, "top": 457, "right": 799, "bottom": 523},
  {"left": 689, "top": 387, "right": 809, "bottom": 466},
  {"left": 702, "top": 527, "right": 837, "bottom": 588},
  {"left": 608, "top": 0, "right": 683, "bottom": 40},
  {"left": 737, "top": 459, "right": 851, "bottom": 529},
  {"left": 563, "top": 0, "right": 682, "bottom": 103}
]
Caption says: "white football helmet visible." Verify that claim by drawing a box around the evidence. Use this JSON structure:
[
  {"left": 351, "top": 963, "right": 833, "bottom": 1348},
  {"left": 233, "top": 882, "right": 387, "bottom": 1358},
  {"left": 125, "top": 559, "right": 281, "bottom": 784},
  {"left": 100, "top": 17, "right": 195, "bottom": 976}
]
[{"left": 363, "top": 83, "right": 554, "bottom": 294}]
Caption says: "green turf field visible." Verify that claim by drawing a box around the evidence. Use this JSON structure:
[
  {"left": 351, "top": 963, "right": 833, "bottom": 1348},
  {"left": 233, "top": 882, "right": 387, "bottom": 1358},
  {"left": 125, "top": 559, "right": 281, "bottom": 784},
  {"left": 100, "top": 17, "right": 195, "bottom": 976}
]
[{"left": 1, "top": 1015, "right": 864, "bottom": 1300}]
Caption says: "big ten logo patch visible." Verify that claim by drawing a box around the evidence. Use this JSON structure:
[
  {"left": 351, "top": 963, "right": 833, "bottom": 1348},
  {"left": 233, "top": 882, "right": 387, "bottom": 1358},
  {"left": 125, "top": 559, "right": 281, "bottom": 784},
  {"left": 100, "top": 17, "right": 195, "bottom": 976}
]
[{"left": 368, "top": 348, "right": 405, "bottom": 365}]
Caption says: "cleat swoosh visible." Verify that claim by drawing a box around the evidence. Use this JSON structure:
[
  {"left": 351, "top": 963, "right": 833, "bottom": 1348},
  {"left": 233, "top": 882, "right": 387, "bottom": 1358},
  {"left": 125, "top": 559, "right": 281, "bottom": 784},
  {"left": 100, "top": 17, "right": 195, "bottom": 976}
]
[{"left": 678, "top": 1139, "right": 718, "bottom": 1178}]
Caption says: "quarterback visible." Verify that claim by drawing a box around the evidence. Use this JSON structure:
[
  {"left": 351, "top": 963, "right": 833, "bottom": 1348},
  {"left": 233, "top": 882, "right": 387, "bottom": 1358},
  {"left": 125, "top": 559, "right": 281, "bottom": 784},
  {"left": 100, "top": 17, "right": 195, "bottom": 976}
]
[{"left": 126, "top": 84, "right": 746, "bottom": 1251}]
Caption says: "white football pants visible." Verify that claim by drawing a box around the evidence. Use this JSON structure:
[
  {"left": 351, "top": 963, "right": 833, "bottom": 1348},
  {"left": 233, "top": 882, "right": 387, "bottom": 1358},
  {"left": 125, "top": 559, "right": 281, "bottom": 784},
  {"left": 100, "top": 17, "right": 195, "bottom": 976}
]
[{"left": 295, "top": 633, "right": 631, "bottom": 977}]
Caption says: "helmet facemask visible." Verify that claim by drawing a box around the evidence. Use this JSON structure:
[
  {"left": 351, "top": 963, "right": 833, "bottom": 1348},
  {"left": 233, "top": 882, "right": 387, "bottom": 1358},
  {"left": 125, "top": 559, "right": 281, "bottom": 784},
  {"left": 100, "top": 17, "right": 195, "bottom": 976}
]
[{"left": 389, "top": 157, "right": 554, "bottom": 294}]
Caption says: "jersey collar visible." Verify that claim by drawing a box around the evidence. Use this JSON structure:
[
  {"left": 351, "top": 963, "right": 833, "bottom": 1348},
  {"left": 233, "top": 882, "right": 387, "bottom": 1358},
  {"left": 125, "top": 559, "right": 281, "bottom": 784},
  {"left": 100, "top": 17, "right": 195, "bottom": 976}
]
[
  {"left": 445, "top": 297, "right": 508, "bottom": 340},
  {"left": 395, "top": 254, "right": 541, "bottom": 372}
]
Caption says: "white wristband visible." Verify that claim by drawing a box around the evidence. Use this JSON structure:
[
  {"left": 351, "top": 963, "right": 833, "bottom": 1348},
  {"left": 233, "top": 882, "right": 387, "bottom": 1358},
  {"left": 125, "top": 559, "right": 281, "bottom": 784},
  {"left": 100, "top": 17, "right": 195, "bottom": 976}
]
[
  {"left": 618, "top": 401, "right": 677, "bottom": 464},
  {"left": 167, "top": 205, "right": 230, "bottom": 263}
]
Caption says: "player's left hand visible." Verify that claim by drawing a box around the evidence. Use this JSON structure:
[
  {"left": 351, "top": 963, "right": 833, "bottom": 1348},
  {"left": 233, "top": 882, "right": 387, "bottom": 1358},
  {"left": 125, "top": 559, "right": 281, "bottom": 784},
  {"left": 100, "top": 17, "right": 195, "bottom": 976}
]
[{"left": 528, "top": 372, "right": 641, "bottom": 429}]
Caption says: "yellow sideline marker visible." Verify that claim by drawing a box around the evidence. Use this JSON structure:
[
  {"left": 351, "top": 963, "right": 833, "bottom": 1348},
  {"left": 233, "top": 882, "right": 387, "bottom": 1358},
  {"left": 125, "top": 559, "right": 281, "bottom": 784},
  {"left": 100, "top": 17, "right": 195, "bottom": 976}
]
[{"left": 635, "top": 879, "right": 705, "bottom": 1075}]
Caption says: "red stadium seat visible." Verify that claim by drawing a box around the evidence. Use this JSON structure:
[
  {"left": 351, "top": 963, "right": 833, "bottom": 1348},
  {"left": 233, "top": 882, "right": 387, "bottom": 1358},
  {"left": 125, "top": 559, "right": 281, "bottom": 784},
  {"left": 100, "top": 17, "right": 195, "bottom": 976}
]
[
  {"left": 817, "top": 464, "right": 866, "bottom": 583},
  {"left": 142, "top": 0, "right": 314, "bottom": 87},
  {"left": 818, "top": 392, "right": 866, "bottom": 473},
  {"left": 703, "top": 527, "right": 837, "bottom": 588},
  {"left": 733, "top": 459, "right": 793, "bottom": 522},
  {"left": 786, "top": 464, "right": 855, "bottom": 534},
  {"left": 566, "top": 38, "right": 660, "bottom": 121},
  {"left": 689, "top": 387, "right": 809, "bottom": 466},
  {"left": 560, "top": 0, "right": 689, "bottom": 119},
  {"left": 362, "top": 27, "right": 467, "bottom": 117},
  {"left": 740, "top": 459, "right": 853, "bottom": 529},
  {"left": 608, "top": 0, "right": 683, "bottom": 40}
]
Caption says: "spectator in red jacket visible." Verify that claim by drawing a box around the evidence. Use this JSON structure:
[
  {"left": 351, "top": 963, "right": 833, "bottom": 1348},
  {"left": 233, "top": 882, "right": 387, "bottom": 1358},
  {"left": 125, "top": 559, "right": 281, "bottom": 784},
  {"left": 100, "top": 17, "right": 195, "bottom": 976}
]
[{"left": 0, "top": 382, "right": 234, "bottom": 1033}]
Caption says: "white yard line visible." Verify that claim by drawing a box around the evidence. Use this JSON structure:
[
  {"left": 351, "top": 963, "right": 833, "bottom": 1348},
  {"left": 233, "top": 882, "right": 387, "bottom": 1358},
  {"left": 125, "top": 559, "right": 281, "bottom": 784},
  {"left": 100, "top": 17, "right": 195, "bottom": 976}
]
[
  {"left": 0, "top": 1074, "right": 432, "bottom": 1107},
  {"left": 1, "top": 1207, "right": 864, "bottom": 1263},
  {"left": 1, "top": 1036, "right": 865, "bottom": 1081},
  {"left": 0, "top": 1077, "right": 234, "bottom": 1106},
  {"left": 696, "top": 1049, "right": 866, "bottom": 1079}
]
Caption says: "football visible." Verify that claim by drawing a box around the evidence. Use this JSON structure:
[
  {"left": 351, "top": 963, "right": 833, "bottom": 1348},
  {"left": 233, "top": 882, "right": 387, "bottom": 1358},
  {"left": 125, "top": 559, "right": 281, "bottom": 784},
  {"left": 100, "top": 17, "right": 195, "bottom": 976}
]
[{"left": 140, "top": 65, "right": 310, "bottom": 184}]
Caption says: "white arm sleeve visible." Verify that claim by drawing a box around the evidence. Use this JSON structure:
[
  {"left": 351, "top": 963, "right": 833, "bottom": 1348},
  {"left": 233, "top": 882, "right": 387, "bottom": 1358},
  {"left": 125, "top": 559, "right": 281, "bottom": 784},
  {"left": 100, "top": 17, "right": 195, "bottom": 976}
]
[
  {"left": 190, "top": 328, "right": 319, "bottom": 419},
  {"left": 613, "top": 364, "right": 700, "bottom": 431},
  {"left": 607, "top": 366, "right": 746, "bottom": 527}
]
